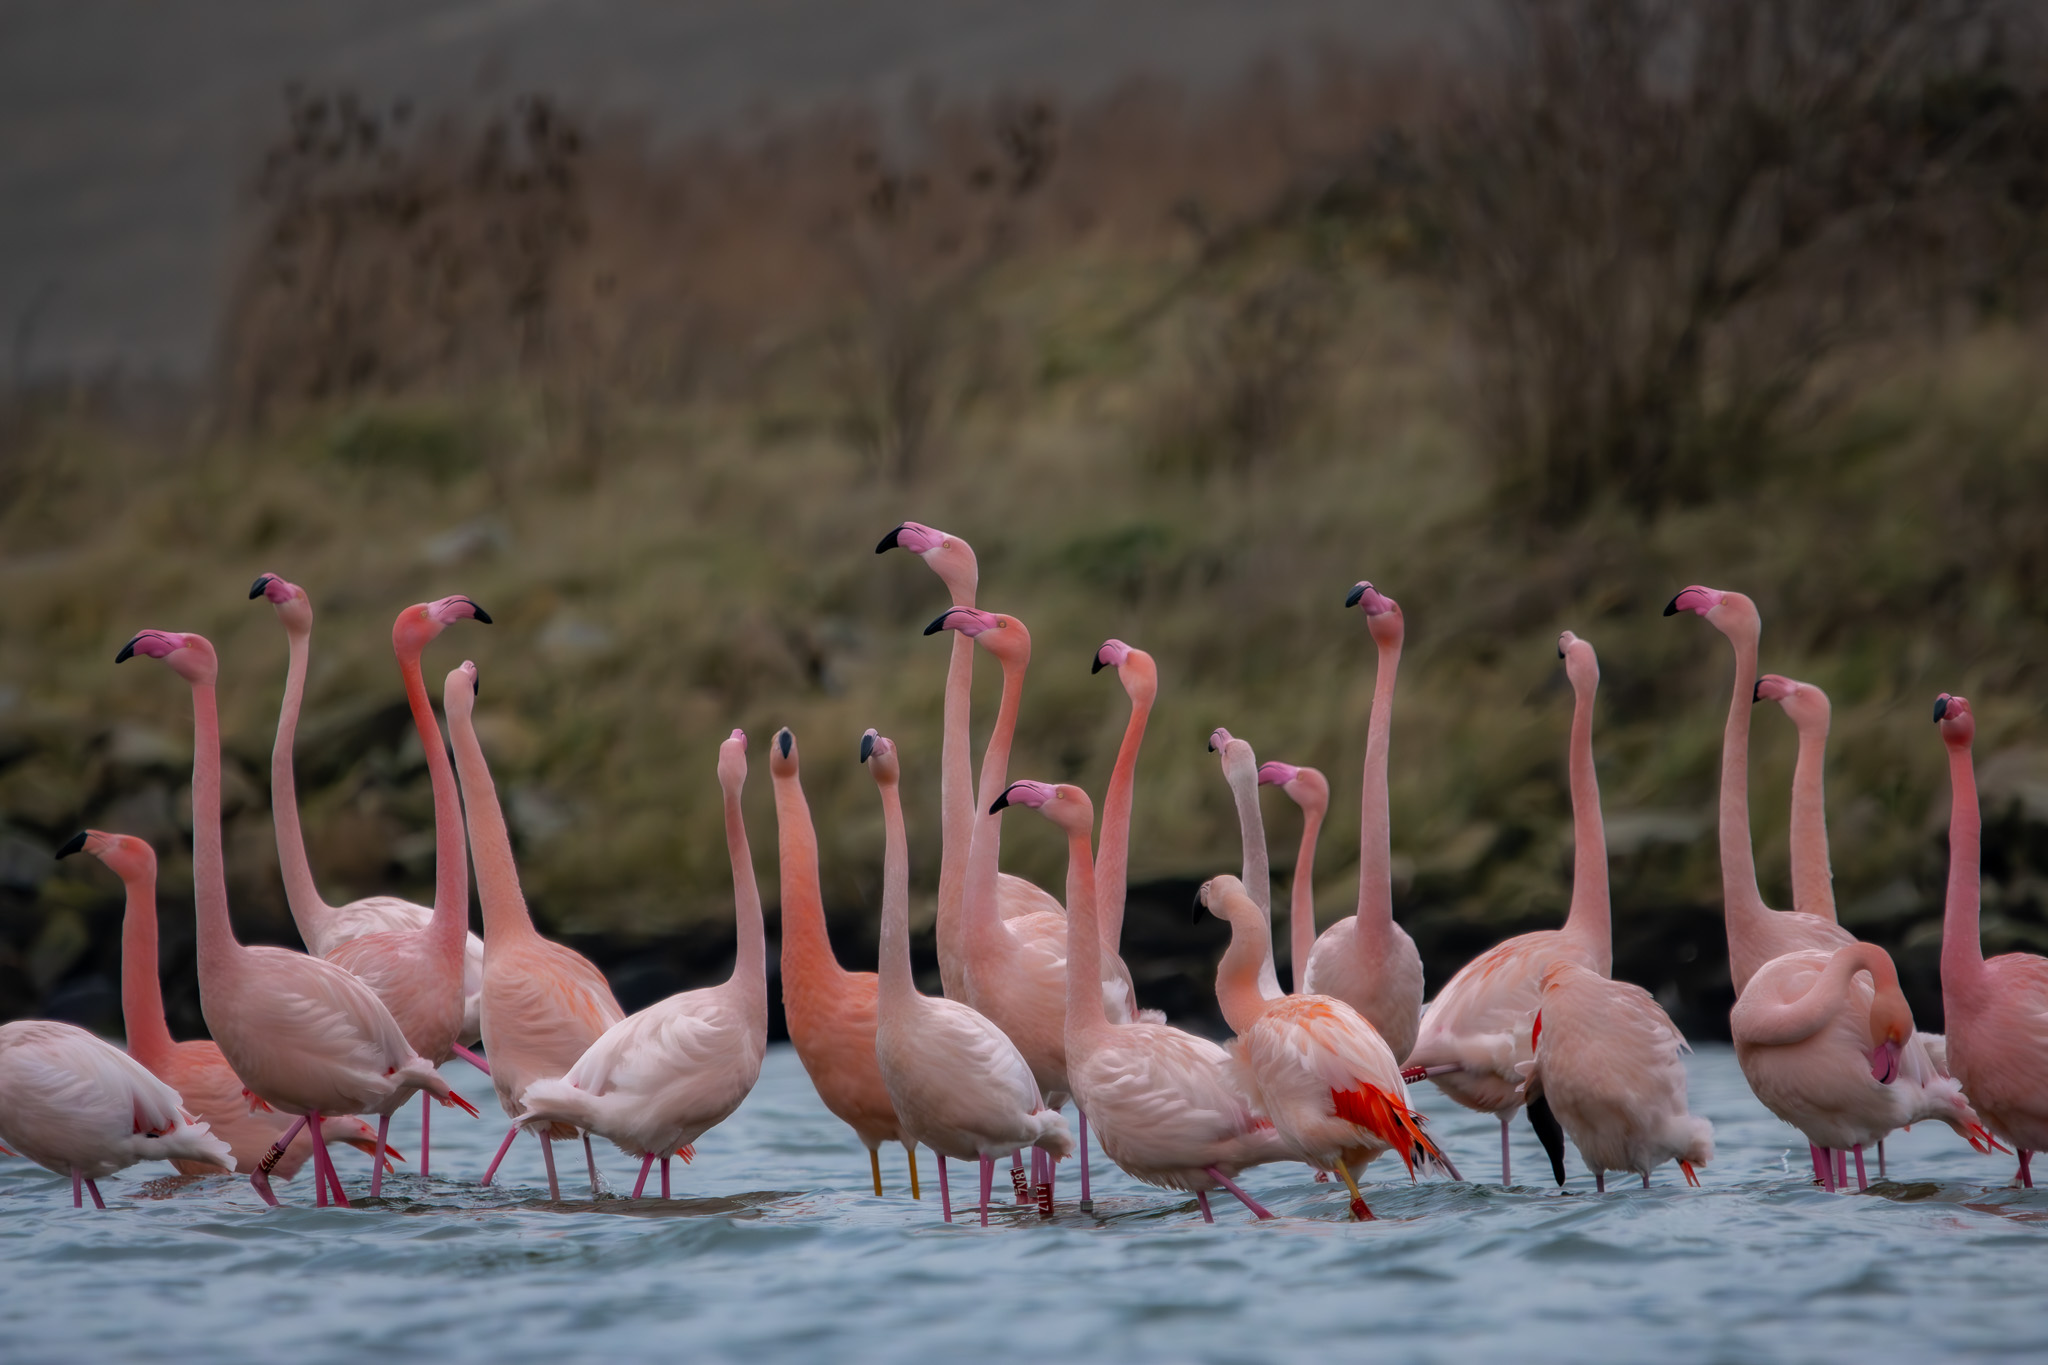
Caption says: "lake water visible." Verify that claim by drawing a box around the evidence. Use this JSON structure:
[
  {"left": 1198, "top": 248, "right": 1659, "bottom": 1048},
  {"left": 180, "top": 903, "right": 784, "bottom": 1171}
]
[{"left": 1, "top": 1043, "right": 2040, "bottom": 1364}]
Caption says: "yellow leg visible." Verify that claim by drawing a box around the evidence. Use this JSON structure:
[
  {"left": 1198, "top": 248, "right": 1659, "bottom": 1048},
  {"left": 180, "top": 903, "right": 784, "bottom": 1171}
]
[
  {"left": 1334, "top": 1159, "right": 1374, "bottom": 1221},
  {"left": 870, "top": 1147, "right": 884, "bottom": 1197},
  {"left": 907, "top": 1144, "right": 922, "bottom": 1200}
]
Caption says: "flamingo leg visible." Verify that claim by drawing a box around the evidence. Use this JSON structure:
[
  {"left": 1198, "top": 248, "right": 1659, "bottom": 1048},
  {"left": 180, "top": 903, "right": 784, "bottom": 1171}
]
[
  {"left": 539, "top": 1134, "right": 561, "bottom": 1201},
  {"left": 1876, "top": 1139, "right": 1885, "bottom": 1182},
  {"left": 252, "top": 1115, "right": 306, "bottom": 1207},
  {"left": 1077, "top": 1107, "right": 1092, "bottom": 1212},
  {"left": 938, "top": 1154, "right": 952, "bottom": 1223},
  {"left": 1011, "top": 1149, "right": 1028, "bottom": 1204},
  {"left": 662, "top": 1156, "right": 672, "bottom": 1199},
  {"left": 583, "top": 1132, "right": 600, "bottom": 1195},
  {"left": 1835, "top": 1148, "right": 1848, "bottom": 1192},
  {"left": 1334, "top": 1158, "right": 1373, "bottom": 1221},
  {"left": 314, "top": 1141, "right": 329, "bottom": 1207},
  {"left": 907, "top": 1145, "right": 921, "bottom": 1200},
  {"left": 1195, "top": 1190, "right": 1214, "bottom": 1223},
  {"left": 2018, "top": 1150, "right": 2034, "bottom": 1188},
  {"left": 421, "top": 1098, "right": 431, "bottom": 1180},
  {"left": 1852, "top": 1144, "right": 1868, "bottom": 1192},
  {"left": 1203, "top": 1166, "right": 1273, "bottom": 1220},
  {"left": 870, "top": 1147, "right": 883, "bottom": 1197},
  {"left": 370, "top": 1114, "right": 390, "bottom": 1198},
  {"left": 1596, "top": 1171, "right": 1605, "bottom": 1193},
  {"left": 450, "top": 1042, "right": 491, "bottom": 1075},
  {"left": 83, "top": 1177, "right": 106, "bottom": 1210},
  {"left": 482, "top": 1125, "right": 520, "bottom": 1185},
  {"left": 1500, "top": 1115, "right": 1512, "bottom": 1186},
  {"left": 71, "top": 1167, "right": 81, "bottom": 1209},
  {"left": 980, "top": 1156, "right": 995, "bottom": 1227},
  {"left": 1809, "top": 1144, "right": 1831, "bottom": 1189},
  {"left": 632, "top": 1154, "right": 653, "bottom": 1198},
  {"left": 1041, "top": 1147, "right": 1054, "bottom": 1216},
  {"left": 1640, "top": 1171, "right": 1650, "bottom": 1191},
  {"left": 312, "top": 1112, "right": 350, "bottom": 1207}
]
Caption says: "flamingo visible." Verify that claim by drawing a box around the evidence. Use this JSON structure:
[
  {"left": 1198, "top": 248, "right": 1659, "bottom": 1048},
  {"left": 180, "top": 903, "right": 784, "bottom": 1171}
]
[
  {"left": 1731, "top": 940, "right": 1993, "bottom": 1192},
  {"left": 877, "top": 521, "right": 1063, "bottom": 969},
  {"left": 444, "top": 659, "right": 625, "bottom": 1200},
  {"left": 1207, "top": 729, "right": 1283, "bottom": 1001},
  {"left": 1256, "top": 759, "right": 1328, "bottom": 996},
  {"left": 1665, "top": 587, "right": 1854, "bottom": 993},
  {"left": 866, "top": 731, "right": 1073, "bottom": 1225},
  {"left": 59, "top": 829, "right": 389, "bottom": 1179},
  {"left": 1515, "top": 961, "right": 1714, "bottom": 1191},
  {"left": 1934, "top": 693, "right": 2048, "bottom": 1187},
  {"left": 1404, "top": 631, "right": 1613, "bottom": 1186},
  {"left": 1200, "top": 874, "right": 1450, "bottom": 1220},
  {"left": 770, "top": 726, "right": 920, "bottom": 1199},
  {"left": 1753, "top": 674, "right": 1838, "bottom": 923},
  {"left": 251, "top": 574, "right": 488, "bottom": 1059},
  {"left": 118, "top": 629, "right": 474, "bottom": 1209},
  {"left": 0, "top": 1019, "right": 233, "bottom": 1208},
  {"left": 992, "top": 780, "right": 1287, "bottom": 1223},
  {"left": 1091, "top": 639, "right": 1173, "bottom": 996},
  {"left": 518, "top": 729, "right": 767, "bottom": 1199},
  {"left": 928, "top": 607, "right": 1142, "bottom": 1207},
  {"left": 1297, "top": 582, "right": 1424, "bottom": 1064}
]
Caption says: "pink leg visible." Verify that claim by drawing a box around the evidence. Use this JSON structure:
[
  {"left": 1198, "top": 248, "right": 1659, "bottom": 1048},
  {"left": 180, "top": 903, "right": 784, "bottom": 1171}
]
[
  {"left": 540, "top": 1134, "right": 561, "bottom": 1201},
  {"left": 1078, "top": 1107, "right": 1093, "bottom": 1211},
  {"left": 1852, "top": 1144, "right": 1869, "bottom": 1192},
  {"left": 980, "top": 1155, "right": 995, "bottom": 1227},
  {"left": 1500, "top": 1115, "right": 1512, "bottom": 1186},
  {"left": 1041, "top": 1147, "right": 1055, "bottom": 1215},
  {"left": 583, "top": 1132, "right": 601, "bottom": 1195},
  {"left": 482, "top": 1125, "right": 520, "bottom": 1185},
  {"left": 2018, "top": 1150, "right": 2034, "bottom": 1188},
  {"left": 1809, "top": 1144, "right": 1831, "bottom": 1189},
  {"left": 1640, "top": 1170, "right": 1650, "bottom": 1190},
  {"left": 1195, "top": 1190, "right": 1214, "bottom": 1223},
  {"left": 938, "top": 1155, "right": 952, "bottom": 1222},
  {"left": 1595, "top": 1171, "right": 1605, "bottom": 1193},
  {"left": 252, "top": 1115, "right": 306, "bottom": 1207},
  {"left": 71, "top": 1167, "right": 82, "bottom": 1209},
  {"left": 1835, "top": 1148, "right": 1848, "bottom": 1192},
  {"left": 311, "top": 1112, "right": 350, "bottom": 1207},
  {"left": 421, "top": 1098, "right": 431, "bottom": 1180},
  {"left": 632, "top": 1154, "right": 654, "bottom": 1198},
  {"left": 314, "top": 1143, "right": 329, "bottom": 1208},
  {"left": 1876, "top": 1139, "right": 1885, "bottom": 1182},
  {"left": 84, "top": 1177, "right": 106, "bottom": 1210},
  {"left": 370, "top": 1114, "right": 390, "bottom": 1198},
  {"left": 450, "top": 1042, "right": 491, "bottom": 1075},
  {"left": 1203, "top": 1166, "right": 1273, "bottom": 1221},
  {"left": 661, "top": 1157, "right": 671, "bottom": 1199}
]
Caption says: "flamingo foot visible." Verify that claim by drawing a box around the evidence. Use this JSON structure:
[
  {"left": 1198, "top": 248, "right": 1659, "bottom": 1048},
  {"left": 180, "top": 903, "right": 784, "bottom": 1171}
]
[{"left": 1204, "top": 1166, "right": 1273, "bottom": 1221}]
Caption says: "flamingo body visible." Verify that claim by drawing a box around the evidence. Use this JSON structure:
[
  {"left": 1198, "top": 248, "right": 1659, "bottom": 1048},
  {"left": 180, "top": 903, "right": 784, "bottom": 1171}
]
[
  {"left": 0, "top": 1020, "right": 233, "bottom": 1180},
  {"left": 1301, "top": 922, "right": 1425, "bottom": 1065}
]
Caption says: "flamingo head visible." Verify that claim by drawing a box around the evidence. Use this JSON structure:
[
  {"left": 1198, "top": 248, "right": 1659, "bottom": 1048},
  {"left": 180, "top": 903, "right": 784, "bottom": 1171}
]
[
  {"left": 926, "top": 607, "right": 1029, "bottom": 665},
  {"left": 249, "top": 572, "right": 312, "bottom": 633},
  {"left": 1755, "top": 674, "right": 1830, "bottom": 733},
  {"left": 442, "top": 660, "right": 479, "bottom": 724},
  {"left": 1258, "top": 761, "right": 1329, "bottom": 813},
  {"left": 1934, "top": 693, "right": 1975, "bottom": 750},
  {"left": 718, "top": 729, "right": 748, "bottom": 791},
  {"left": 116, "top": 630, "right": 216, "bottom": 686},
  {"left": 1195, "top": 874, "right": 1259, "bottom": 928},
  {"left": 770, "top": 727, "right": 799, "bottom": 778},
  {"left": 1663, "top": 584, "right": 1757, "bottom": 643},
  {"left": 394, "top": 595, "right": 491, "bottom": 656},
  {"left": 1558, "top": 630, "right": 1599, "bottom": 691},
  {"left": 877, "top": 521, "right": 977, "bottom": 601},
  {"left": 57, "top": 829, "right": 157, "bottom": 884},
  {"left": 990, "top": 779, "right": 1093, "bottom": 836},
  {"left": 860, "top": 728, "right": 900, "bottom": 784},
  {"left": 1346, "top": 581, "right": 1404, "bottom": 649},
  {"left": 1093, "top": 638, "right": 1158, "bottom": 705}
]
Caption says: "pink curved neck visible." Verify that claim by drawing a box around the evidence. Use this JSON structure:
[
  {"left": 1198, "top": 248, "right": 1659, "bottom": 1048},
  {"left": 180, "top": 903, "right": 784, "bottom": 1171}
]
[
  {"left": 960, "top": 649, "right": 1026, "bottom": 964},
  {"left": 1741, "top": 943, "right": 1896, "bottom": 1047},
  {"left": 188, "top": 682, "right": 245, "bottom": 989},
  {"left": 398, "top": 645, "right": 467, "bottom": 965},
  {"left": 1287, "top": 802, "right": 1323, "bottom": 994},
  {"left": 935, "top": 622, "right": 976, "bottom": 995},
  {"left": 117, "top": 859, "right": 176, "bottom": 1066},
  {"left": 1562, "top": 666, "right": 1611, "bottom": 970},
  {"left": 1717, "top": 623, "right": 1772, "bottom": 941},
  {"left": 1221, "top": 748, "right": 1280, "bottom": 998},
  {"left": 1097, "top": 689, "right": 1152, "bottom": 952},
  {"left": 1941, "top": 742, "right": 1986, "bottom": 998},
  {"left": 721, "top": 771, "right": 768, "bottom": 1030},
  {"left": 1354, "top": 632, "right": 1401, "bottom": 951},
  {"left": 877, "top": 775, "right": 916, "bottom": 1006},
  {"left": 446, "top": 696, "right": 539, "bottom": 945},
  {"left": 1215, "top": 898, "right": 1275, "bottom": 1034},
  {"left": 269, "top": 624, "right": 335, "bottom": 935},
  {"left": 1789, "top": 711, "right": 1836, "bottom": 922},
  {"left": 1062, "top": 825, "right": 1111, "bottom": 1049},
  {"left": 773, "top": 764, "right": 845, "bottom": 986}
]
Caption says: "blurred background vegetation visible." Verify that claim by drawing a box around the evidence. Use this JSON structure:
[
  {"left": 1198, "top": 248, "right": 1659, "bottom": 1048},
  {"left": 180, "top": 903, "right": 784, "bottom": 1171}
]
[{"left": 6, "top": 0, "right": 2048, "bottom": 1041}]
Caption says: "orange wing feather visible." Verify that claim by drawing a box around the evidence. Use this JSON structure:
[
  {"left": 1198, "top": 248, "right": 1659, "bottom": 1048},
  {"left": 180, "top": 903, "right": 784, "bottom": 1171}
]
[{"left": 1329, "top": 1082, "right": 1446, "bottom": 1178}]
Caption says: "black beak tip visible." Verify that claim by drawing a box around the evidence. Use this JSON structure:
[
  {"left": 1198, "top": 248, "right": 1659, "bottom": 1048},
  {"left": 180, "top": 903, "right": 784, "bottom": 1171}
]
[
  {"left": 860, "top": 732, "right": 876, "bottom": 763},
  {"left": 1933, "top": 696, "right": 1950, "bottom": 722},
  {"left": 875, "top": 526, "right": 904, "bottom": 554},
  {"left": 777, "top": 728, "right": 793, "bottom": 758},
  {"left": 1753, "top": 680, "right": 1763, "bottom": 704},
  {"left": 470, "top": 605, "right": 493, "bottom": 625},
  {"left": 990, "top": 792, "right": 1012, "bottom": 813},
  {"left": 1090, "top": 654, "right": 1107, "bottom": 675},
  {"left": 1207, "top": 740, "right": 1217, "bottom": 753},
  {"left": 115, "top": 638, "right": 137, "bottom": 664},
  {"left": 471, "top": 673, "right": 479, "bottom": 696},
  {"left": 922, "top": 611, "right": 953, "bottom": 636},
  {"left": 1345, "top": 584, "right": 1367, "bottom": 609},
  {"left": 1557, "top": 644, "right": 1566, "bottom": 659},
  {"left": 248, "top": 574, "right": 273, "bottom": 600},
  {"left": 1662, "top": 594, "right": 1682, "bottom": 617},
  {"left": 1189, "top": 891, "right": 1206, "bottom": 925},
  {"left": 56, "top": 832, "right": 88, "bottom": 860}
]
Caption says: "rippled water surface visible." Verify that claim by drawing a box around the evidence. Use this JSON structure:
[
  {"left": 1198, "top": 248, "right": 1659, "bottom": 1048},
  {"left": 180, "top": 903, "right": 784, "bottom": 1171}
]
[{"left": 2, "top": 1044, "right": 2041, "bottom": 1363}]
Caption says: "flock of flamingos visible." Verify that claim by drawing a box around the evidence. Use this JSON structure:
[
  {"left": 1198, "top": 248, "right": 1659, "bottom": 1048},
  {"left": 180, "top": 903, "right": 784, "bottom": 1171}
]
[{"left": 2, "top": 521, "right": 2044, "bottom": 1227}]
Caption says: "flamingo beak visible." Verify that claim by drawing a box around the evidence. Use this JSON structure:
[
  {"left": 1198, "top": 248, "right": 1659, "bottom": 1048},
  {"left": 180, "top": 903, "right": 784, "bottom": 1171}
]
[
  {"left": 860, "top": 730, "right": 877, "bottom": 763},
  {"left": 56, "top": 832, "right": 89, "bottom": 859},
  {"left": 1869, "top": 1041, "right": 1902, "bottom": 1085},
  {"left": 248, "top": 574, "right": 276, "bottom": 600},
  {"left": 1933, "top": 695, "right": 1950, "bottom": 722},
  {"left": 778, "top": 728, "right": 794, "bottom": 758},
  {"left": 876, "top": 525, "right": 904, "bottom": 553}
]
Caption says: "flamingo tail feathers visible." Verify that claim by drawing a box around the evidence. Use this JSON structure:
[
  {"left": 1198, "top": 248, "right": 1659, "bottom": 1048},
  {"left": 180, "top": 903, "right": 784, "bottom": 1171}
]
[{"left": 1331, "top": 1083, "right": 1449, "bottom": 1179}]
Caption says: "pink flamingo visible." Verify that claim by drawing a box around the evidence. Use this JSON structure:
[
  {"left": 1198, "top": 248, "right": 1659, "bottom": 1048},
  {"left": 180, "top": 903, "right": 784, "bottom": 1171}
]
[
  {"left": 251, "top": 575, "right": 487, "bottom": 1057},
  {"left": 1208, "top": 729, "right": 1284, "bottom": 1001},
  {"left": 1516, "top": 961, "right": 1713, "bottom": 1191},
  {"left": 1092, "top": 640, "right": 1159, "bottom": 965},
  {"left": 866, "top": 731, "right": 1073, "bottom": 1225},
  {"left": 1405, "top": 631, "right": 1613, "bottom": 1186},
  {"left": 770, "top": 726, "right": 920, "bottom": 1199},
  {"left": 1731, "top": 939, "right": 1993, "bottom": 1192},
  {"left": 1297, "top": 583, "right": 1424, "bottom": 1064},
  {"left": 0, "top": 1019, "right": 233, "bottom": 1208},
  {"left": 1256, "top": 760, "right": 1329, "bottom": 995},
  {"left": 518, "top": 730, "right": 767, "bottom": 1199},
  {"left": 444, "top": 660, "right": 625, "bottom": 1200},
  {"left": 993, "top": 780, "right": 1287, "bottom": 1223},
  {"left": 1935, "top": 693, "right": 2048, "bottom": 1187},
  {"left": 119, "top": 630, "right": 474, "bottom": 1209},
  {"left": 1200, "top": 874, "right": 1450, "bottom": 1220},
  {"left": 1753, "top": 674, "right": 1838, "bottom": 923},
  {"left": 60, "top": 829, "right": 389, "bottom": 1179},
  {"left": 1665, "top": 587, "right": 1854, "bottom": 993}
]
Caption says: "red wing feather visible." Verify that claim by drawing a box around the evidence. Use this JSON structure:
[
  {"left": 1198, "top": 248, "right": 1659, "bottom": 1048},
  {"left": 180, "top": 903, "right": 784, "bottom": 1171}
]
[{"left": 1330, "top": 1083, "right": 1447, "bottom": 1178}]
